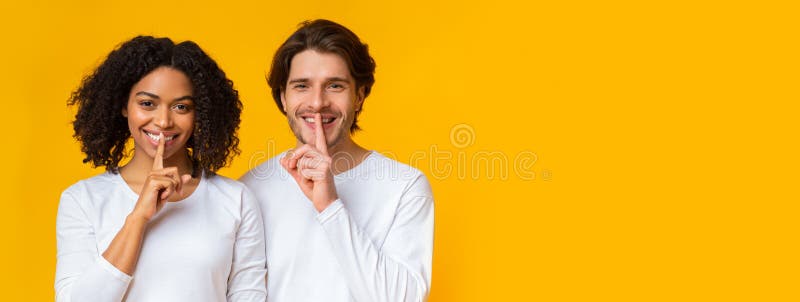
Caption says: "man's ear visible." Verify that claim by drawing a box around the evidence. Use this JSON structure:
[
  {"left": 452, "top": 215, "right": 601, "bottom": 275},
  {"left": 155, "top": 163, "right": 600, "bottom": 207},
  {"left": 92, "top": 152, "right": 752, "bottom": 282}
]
[
  {"left": 280, "top": 90, "right": 287, "bottom": 113},
  {"left": 355, "top": 86, "right": 366, "bottom": 111}
]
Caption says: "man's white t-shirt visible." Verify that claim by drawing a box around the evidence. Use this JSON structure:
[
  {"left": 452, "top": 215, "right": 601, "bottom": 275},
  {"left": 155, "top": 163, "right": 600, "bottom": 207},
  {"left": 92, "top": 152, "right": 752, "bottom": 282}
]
[{"left": 241, "top": 151, "right": 434, "bottom": 302}]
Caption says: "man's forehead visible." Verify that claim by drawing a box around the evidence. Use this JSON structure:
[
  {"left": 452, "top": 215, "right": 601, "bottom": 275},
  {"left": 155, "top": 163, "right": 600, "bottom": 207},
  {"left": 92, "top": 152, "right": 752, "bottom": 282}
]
[{"left": 288, "top": 50, "right": 353, "bottom": 81}]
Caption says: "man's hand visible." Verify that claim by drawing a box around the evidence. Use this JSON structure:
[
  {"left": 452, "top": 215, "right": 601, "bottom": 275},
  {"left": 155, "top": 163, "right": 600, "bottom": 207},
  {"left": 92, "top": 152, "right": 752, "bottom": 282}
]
[{"left": 281, "top": 113, "right": 339, "bottom": 212}]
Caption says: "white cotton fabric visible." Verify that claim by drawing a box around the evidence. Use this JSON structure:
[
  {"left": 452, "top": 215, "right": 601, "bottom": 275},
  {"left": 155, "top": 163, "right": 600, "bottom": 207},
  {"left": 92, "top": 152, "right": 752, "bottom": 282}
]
[
  {"left": 241, "top": 151, "right": 434, "bottom": 302},
  {"left": 55, "top": 172, "right": 267, "bottom": 302}
]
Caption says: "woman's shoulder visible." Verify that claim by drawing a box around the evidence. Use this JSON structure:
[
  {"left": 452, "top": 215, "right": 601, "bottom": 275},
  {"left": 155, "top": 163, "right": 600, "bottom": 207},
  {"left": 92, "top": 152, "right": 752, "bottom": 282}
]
[
  {"left": 202, "top": 174, "right": 254, "bottom": 199},
  {"left": 200, "top": 174, "right": 261, "bottom": 214},
  {"left": 59, "top": 172, "right": 132, "bottom": 213},
  {"left": 204, "top": 173, "right": 246, "bottom": 190},
  {"left": 62, "top": 172, "right": 120, "bottom": 196}
]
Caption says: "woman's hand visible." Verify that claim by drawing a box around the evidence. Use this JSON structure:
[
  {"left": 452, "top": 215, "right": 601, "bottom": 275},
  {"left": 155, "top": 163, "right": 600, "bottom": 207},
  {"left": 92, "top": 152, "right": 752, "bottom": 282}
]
[{"left": 130, "top": 133, "right": 192, "bottom": 222}]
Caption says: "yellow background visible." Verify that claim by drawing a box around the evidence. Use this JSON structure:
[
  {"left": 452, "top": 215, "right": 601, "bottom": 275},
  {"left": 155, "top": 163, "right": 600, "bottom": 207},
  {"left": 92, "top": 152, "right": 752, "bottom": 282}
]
[{"left": 1, "top": 0, "right": 798, "bottom": 301}]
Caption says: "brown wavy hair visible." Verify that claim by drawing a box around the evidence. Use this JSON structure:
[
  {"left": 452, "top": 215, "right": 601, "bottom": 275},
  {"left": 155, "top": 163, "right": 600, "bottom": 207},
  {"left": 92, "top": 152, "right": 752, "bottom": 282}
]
[{"left": 267, "top": 19, "right": 376, "bottom": 133}]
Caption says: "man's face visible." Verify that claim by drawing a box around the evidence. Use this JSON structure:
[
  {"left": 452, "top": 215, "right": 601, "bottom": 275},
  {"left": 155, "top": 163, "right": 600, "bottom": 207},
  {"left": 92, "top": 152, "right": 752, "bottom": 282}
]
[{"left": 281, "top": 49, "right": 363, "bottom": 152}]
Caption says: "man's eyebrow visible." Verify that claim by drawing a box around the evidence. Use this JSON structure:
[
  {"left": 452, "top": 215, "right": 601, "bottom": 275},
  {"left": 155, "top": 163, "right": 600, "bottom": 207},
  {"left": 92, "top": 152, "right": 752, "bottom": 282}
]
[
  {"left": 288, "top": 78, "right": 309, "bottom": 84},
  {"left": 327, "top": 77, "right": 350, "bottom": 83},
  {"left": 288, "top": 77, "right": 352, "bottom": 84}
]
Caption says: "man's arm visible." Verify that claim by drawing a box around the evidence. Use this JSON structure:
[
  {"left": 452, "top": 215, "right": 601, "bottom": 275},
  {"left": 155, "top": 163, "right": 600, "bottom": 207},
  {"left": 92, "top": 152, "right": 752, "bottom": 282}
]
[
  {"left": 281, "top": 116, "right": 434, "bottom": 301},
  {"left": 317, "top": 175, "right": 434, "bottom": 302}
]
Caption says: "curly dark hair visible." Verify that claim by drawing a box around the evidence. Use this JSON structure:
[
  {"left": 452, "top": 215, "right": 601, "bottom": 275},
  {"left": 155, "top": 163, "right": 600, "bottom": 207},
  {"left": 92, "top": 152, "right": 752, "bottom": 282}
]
[{"left": 68, "top": 36, "right": 242, "bottom": 177}]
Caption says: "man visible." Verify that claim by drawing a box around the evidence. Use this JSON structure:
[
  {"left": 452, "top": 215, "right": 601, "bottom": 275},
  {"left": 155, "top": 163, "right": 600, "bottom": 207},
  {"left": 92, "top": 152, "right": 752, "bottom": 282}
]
[{"left": 240, "top": 19, "right": 434, "bottom": 302}]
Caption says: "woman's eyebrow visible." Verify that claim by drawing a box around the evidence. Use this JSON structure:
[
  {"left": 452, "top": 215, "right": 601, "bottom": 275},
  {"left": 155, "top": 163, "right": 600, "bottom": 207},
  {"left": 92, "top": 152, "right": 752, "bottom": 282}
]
[
  {"left": 134, "top": 91, "right": 193, "bottom": 101},
  {"left": 135, "top": 91, "right": 160, "bottom": 99}
]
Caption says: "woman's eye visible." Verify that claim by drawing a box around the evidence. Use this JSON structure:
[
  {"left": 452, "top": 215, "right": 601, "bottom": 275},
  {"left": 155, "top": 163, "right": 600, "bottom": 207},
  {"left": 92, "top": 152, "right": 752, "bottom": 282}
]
[
  {"left": 173, "top": 104, "right": 191, "bottom": 112},
  {"left": 139, "top": 100, "right": 154, "bottom": 107}
]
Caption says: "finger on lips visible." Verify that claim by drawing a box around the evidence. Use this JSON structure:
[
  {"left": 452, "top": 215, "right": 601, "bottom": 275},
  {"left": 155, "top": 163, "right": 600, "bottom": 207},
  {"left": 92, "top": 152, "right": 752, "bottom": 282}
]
[
  {"left": 148, "top": 133, "right": 194, "bottom": 199},
  {"left": 314, "top": 113, "right": 328, "bottom": 154},
  {"left": 281, "top": 113, "right": 329, "bottom": 184},
  {"left": 153, "top": 132, "right": 165, "bottom": 170}
]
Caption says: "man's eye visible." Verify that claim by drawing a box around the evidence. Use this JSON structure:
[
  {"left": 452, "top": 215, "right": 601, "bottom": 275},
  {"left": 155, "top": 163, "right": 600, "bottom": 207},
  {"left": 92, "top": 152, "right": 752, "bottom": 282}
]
[{"left": 293, "top": 84, "right": 307, "bottom": 89}]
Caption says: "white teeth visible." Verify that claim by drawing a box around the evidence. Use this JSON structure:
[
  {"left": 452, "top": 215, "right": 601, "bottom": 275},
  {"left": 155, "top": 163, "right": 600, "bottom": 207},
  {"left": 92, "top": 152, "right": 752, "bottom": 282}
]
[
  {"left": 145, "top": 132, "right": 176, "bottom": 141},
  {"left": 303, "top": 117, "right": 335, "bottom": 123}
]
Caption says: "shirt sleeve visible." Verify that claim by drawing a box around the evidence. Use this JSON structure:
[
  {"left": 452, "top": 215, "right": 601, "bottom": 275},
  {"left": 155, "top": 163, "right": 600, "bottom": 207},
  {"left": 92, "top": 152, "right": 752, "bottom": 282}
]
[
  {"left": 55, "top": 188, "right": 132, "bottom": 302},
  {"left": 227, "top": 187, "right": 268, "bottom": 302},
  {"left": 316, "top": 174, "right": 435, "bottom": 302}
]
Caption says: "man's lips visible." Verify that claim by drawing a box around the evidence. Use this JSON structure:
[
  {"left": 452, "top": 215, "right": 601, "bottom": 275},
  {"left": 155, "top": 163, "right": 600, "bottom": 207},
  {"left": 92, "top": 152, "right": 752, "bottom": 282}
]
[
  {"left": 297, "top": 112, "right": 338, "bottom": 131},
  {"left": 301, "top": 116, "right": 336, "bottom": 124}
]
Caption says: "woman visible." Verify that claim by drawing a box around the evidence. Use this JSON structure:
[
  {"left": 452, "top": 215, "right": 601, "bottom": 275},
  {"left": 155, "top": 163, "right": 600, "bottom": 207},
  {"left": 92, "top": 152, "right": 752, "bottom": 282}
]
[{"left": 56, "top": 36, "right": 266, "bottom": 301}]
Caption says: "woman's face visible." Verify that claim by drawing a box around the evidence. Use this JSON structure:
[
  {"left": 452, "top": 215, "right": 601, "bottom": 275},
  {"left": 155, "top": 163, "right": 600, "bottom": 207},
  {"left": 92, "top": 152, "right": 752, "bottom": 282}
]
[{"left": 122, "top": 66, "right": 195, "bottom": 161}]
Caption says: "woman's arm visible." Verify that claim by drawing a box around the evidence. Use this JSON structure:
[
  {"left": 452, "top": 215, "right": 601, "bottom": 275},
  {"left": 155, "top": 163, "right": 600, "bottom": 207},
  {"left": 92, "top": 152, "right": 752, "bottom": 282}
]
[
  {"left": 226, "top": 187, "right": 268, "bottom": 302},
  {"left": 55, "top": 169, "right": 186, "bottom": 302},
  {"left": 55, "top": 189, "right": 133, "bottom": 302},
  {"left": 56, "top": 137, "right": 190, "bottom": 301},
  {"left": 102, "top": 134, "right": 188, "bottom": 274}
]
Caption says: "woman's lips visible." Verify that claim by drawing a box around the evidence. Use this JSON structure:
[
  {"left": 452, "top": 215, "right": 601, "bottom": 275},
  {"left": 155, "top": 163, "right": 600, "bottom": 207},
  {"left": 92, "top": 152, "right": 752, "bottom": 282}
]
[{"left": 143, "top": 130, "right": 179, "bottom": 146}]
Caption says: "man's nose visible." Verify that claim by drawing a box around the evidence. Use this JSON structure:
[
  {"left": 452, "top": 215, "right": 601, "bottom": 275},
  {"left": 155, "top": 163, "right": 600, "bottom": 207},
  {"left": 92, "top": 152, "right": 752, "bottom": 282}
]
[{"left": 308, "top": 87, "right": 330, "bottom": 110}]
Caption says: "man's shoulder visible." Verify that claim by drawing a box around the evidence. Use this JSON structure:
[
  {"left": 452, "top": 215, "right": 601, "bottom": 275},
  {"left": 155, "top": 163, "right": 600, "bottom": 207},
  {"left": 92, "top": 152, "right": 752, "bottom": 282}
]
[
  {"left": 238, "top": 152, "right": 288, "bottom": 187},
  {"left": 351, "top": 151, "right": 431, "bottom": 192},
  {"left": 364, "top": 151, "right": 425, "bottom": 177},
  {"left": 340, "top": 151, "right": 433, "bottom": 205}
]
